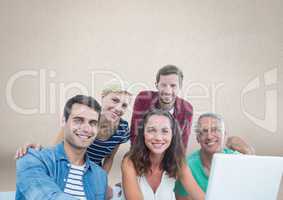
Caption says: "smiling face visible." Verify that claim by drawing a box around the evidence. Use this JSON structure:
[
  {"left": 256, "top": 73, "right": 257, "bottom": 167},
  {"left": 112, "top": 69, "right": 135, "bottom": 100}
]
[
  {"left": 101, "top": 92, "right": 131, "bottom": 123},
  {"left": 197, "top": 116, "right": 225, "bottom": 155},
  {"left": 156, "top": 74, "right": 181, "bottom": 109},
  {"left": 64, "top": 103, "right": 99, "bottom": 150},
  {"left": 144, "top": 114, "right": 173, "bottom": 156}
]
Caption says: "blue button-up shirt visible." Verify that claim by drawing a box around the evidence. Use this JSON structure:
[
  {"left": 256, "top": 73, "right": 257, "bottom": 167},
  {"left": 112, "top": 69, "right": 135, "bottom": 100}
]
[{"left": 16, "top": 142, "right": 107, "bottom": 200}]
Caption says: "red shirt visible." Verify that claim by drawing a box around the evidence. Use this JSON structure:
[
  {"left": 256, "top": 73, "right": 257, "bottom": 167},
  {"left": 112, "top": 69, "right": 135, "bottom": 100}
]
[{"left": 130, "top": 90, "right": 193, "bottom": 149}]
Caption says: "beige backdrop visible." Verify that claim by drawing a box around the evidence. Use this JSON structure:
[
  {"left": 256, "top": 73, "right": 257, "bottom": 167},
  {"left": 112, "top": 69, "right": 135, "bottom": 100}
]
[{"left": 0, "top": 0, "right": 282, "bottom": 197}]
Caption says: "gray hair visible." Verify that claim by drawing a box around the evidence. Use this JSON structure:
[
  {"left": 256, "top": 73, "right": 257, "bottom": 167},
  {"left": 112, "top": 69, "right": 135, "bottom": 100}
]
[{"left": 195, "top": 112, "right": 225, "bottom": 135}]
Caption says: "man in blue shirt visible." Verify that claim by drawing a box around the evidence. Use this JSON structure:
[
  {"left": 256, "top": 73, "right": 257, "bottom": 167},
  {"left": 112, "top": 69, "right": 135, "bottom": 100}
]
[{"left": 16, "top": 95, "right": 108, "bottom": 200}]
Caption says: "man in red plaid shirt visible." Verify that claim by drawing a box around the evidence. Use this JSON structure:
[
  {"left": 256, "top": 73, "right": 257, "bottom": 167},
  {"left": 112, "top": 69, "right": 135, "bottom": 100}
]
[{"left": 130, "top": 65, "right": 193, "bottom": 149}]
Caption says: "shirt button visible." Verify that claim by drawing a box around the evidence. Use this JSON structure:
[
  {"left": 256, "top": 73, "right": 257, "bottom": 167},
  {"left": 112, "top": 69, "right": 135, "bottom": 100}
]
[{"left": 64, "top": 179, "right": 66, "bottom": 182}]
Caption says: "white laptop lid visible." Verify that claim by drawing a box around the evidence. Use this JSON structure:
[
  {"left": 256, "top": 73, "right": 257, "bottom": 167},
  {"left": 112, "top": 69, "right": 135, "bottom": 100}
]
[{"left": 206, "top": 154, "right": 283, "bottom": 200}]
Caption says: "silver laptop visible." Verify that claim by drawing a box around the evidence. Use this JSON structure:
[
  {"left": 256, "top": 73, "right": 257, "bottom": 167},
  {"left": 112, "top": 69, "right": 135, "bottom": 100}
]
[{"left": 206, "top": 154, "right": 283, "bottom": 200}]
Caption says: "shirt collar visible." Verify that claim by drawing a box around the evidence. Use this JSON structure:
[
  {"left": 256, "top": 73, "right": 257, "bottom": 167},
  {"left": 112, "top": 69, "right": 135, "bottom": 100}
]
[{"left": 55, "top": 142, "right": 93, "bottom": 171}]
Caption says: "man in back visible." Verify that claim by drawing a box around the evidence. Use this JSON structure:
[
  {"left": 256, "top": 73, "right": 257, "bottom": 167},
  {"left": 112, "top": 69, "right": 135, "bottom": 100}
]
[
  {"left": 16, "top": 95, "right": 107, "bottom": 200},
  {"left": 130, "top": 64, "right": 193, "bottom": 148}
]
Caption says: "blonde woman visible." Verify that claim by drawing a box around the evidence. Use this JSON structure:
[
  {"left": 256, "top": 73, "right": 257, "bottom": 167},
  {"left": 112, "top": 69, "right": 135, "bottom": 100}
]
[{"left": 16, "top": 85, "right": 132, "bottom": 173}]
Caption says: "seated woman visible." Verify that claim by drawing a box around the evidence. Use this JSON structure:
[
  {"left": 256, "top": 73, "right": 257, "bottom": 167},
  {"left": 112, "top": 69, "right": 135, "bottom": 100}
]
[
  {"left": 16, "top": 84, "right": 132, "bottom": 173},
  {"left": 121, "top": 109, "right": 205, "bottom": 200}
]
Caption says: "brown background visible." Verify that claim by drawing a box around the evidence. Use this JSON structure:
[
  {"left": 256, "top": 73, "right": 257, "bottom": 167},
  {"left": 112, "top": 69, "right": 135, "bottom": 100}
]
[{"left": 0, "top": 0, "right": 282, "bottom": 198}]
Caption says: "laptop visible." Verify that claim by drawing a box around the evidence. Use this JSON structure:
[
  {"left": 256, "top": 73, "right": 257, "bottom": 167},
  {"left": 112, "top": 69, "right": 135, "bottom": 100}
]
[{"left": 206, "top": 154, "right": 283, "bottom": 200}]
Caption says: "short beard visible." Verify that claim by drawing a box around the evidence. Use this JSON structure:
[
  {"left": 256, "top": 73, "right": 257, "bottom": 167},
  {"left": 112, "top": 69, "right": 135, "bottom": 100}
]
[{"left": 159, "top": 98, "right": 175, "bottom": 111}]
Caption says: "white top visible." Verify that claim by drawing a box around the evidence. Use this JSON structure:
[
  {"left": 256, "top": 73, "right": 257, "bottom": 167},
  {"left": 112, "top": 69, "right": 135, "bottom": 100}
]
[
  {"left": 169, "top": 108, "right": 174, "bottom": 115},
  {"left": 64, "top": 164, "right": 86, "bottom": 200},
  {"left": 121, "top": 172, "right": 176, "bottom": 200}
]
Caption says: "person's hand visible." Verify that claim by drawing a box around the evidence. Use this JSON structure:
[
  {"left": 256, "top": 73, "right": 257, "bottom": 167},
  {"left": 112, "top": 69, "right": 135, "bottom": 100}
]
[
  {"left": 106, "top": 185, "right": 113, "bottom": 200},
  {"left": 15, "top": 143, "right": 42, "bottom": 159},
  {"left": 226, "top": 136, "right": 255, "bottom": 155}
]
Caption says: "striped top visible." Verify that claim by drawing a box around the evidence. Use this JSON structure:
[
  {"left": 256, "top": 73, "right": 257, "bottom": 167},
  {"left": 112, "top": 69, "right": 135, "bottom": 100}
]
[
  {"left": 64, "top": 164, "right": 86, "bottom": 200},
  {"left": 87, "top": 119, "right": 130, "bottom": 166}
]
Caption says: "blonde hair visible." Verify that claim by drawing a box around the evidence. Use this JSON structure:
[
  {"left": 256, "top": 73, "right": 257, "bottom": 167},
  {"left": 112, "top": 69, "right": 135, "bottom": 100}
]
[{"left": 101, "top": 84, "right": 132, "bottom": 98}]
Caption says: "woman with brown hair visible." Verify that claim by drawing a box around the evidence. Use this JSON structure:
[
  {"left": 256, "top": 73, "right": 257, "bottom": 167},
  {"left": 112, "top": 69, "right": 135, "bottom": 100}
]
[{"left": 121, "top": 109, "right": 204, "bottom": 200}]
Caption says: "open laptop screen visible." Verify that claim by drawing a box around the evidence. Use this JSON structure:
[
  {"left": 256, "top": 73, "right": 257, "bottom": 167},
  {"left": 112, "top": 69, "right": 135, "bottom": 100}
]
[{"left": 206, "top": 154, "right": 283, "bottom": 200}]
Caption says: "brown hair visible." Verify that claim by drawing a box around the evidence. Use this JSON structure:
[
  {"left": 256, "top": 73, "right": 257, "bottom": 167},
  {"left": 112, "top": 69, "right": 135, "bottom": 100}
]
[
  {"left": 127, "top": 109, "right": 185, "bottom": 178},
  {"left": 156, "top": 65, "right": 184, "bottom": 86},
  {"left": 64, "top": 95, "right": 101, "bottom": 121}
]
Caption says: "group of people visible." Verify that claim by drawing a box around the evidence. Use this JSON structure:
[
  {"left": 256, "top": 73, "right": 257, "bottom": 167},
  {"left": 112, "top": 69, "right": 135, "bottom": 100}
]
[{"left": 15, "top": 65, "right": 254, "bottom": 200}]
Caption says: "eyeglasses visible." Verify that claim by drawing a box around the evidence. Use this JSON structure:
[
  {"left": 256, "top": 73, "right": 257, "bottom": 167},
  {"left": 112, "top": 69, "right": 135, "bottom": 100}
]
[{"left": 198, "top": 127, "right": 223, "bottom": 137}]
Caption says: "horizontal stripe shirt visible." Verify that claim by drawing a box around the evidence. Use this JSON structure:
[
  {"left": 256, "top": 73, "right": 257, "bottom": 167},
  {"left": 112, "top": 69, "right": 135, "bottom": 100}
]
[
  {"left": 87, "top": 119, "right": 130, "bottom": 166},
  {"left": 64, "top": 164, "right": 86, "bottom": 200}
]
